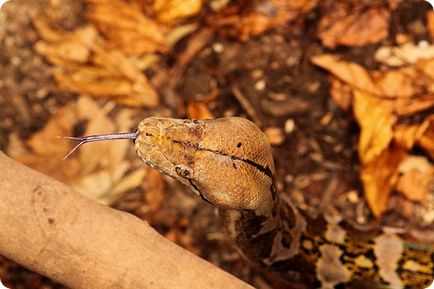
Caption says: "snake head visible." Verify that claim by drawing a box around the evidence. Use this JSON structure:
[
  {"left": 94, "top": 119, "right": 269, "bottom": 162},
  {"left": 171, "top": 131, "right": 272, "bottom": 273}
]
[{"left": 135, "top": 117, "right": 276, "bottom": 214}]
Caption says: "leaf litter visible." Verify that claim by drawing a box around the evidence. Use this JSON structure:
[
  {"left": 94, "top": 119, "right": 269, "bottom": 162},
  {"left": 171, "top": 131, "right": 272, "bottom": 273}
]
[
  {"left": 312, "top": 44, "right": 434, "bottom": 217},
  {"left": 3, "top": 1, "right": 434, "bottom": 287}
]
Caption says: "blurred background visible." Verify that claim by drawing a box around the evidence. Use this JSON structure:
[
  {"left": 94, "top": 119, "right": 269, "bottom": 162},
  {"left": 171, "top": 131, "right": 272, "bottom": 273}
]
[{"left": 1, "top": 0, "right": 434, "bottom": 288}]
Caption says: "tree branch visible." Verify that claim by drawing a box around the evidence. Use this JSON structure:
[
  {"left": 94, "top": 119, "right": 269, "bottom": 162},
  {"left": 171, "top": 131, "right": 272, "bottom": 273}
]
[{"left": 0, "top": 151, "right": 254, "bottom": 289}]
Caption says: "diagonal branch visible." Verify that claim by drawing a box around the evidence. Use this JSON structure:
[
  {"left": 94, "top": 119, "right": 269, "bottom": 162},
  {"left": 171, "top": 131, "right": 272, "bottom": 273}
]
[{"left": 0, "top": 151, "right": 254, "bottom": 289}]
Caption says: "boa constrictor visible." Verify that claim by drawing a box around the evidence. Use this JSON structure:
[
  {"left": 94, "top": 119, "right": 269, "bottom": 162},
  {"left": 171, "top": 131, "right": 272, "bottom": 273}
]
[{"left": 67, "top": 117, "right": 434, "bottom": 289}]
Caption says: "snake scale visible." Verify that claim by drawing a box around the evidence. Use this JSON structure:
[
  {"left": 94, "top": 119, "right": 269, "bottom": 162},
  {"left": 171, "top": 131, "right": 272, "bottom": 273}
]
[{"left": 67, "top": 117, "right": 434, "bottom": 289}]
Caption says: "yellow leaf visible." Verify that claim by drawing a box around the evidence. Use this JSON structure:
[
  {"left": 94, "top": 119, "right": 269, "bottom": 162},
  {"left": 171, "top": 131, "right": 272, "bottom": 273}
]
[
  {"left": 360, "top": 143, "right": 407, "bottom": 218},
  {"left": 153, "top": 0, "right": 203, "bottom": 24},
  {"left": 353, "top": 90, "right": 395, "bottom": 164}
]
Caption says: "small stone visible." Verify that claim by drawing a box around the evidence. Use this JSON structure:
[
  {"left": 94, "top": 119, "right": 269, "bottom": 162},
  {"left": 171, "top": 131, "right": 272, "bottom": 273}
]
[
  {"left": 254, "top": 79, "right": 266, "bottom": 91},
  {"left": 212, "top": 42, "right": 224, "bottom": 53},
  {"left": 284, "top": 119, "right": 295, "bottom": 134},
  {"left": 347, "top": 190, "right": 359, "bottom": 203},
  {"left": 265, "top": 127, "right": 284, "bottom": 145}
]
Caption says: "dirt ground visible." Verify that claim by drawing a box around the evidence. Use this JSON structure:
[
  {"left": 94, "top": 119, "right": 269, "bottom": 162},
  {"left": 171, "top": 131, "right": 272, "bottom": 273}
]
[{"left": 1, "top": 0, "right": 433, "bottom": 288}]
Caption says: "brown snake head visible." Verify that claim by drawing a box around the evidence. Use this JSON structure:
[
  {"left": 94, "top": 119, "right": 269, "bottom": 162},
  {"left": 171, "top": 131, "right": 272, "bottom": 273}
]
[{"left": 135, "top": 117, "right": 276, "bottom": 214}]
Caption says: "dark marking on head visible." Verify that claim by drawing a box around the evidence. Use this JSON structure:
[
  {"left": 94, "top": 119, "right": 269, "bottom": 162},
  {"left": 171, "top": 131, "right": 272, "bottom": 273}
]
[
  {"left": 188, "top": 179, "right": 212, "bottom": 205},
  {"left": 229, "top": 155, "right": 272, "bottom": 178},
  {"left": 237, "top": 142, "right": 242, "bottom": 148}
]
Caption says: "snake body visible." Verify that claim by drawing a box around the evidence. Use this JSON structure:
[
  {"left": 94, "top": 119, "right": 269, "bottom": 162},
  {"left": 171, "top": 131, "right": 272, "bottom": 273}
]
[{"left": 134, "top": 117, "right": 434, "bottom": 289}]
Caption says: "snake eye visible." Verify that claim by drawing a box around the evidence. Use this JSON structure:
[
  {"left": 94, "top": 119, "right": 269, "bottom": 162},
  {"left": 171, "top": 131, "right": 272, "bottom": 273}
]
[{"left": 175, "top": 166, "right": 190, "bottom": 178}]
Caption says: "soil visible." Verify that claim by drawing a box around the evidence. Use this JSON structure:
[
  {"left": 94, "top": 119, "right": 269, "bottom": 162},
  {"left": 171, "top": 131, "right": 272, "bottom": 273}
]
[{"left": 0, "top": 0, "right": 433, "bottom": 288}]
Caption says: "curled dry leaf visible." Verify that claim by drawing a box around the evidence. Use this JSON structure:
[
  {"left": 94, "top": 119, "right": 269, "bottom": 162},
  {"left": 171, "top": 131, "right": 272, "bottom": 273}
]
[
  {"left": 34, "top": 18, "right": 158, "bottom": 107},
  {"left": 318, "top": 3, "right": 390, "bottom": 49},
  {"left": 212, "top": 0, "right": 317, "bottom": 40}
]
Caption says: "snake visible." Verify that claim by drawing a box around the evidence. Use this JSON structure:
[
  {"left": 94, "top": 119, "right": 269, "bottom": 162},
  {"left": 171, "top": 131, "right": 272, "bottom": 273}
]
[{"left": 66, "top": 116, "right": 434, "bottom": 289}]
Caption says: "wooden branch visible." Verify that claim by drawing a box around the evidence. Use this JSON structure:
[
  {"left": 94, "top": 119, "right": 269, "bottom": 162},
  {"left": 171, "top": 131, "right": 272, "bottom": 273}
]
[{"left": 0, "top": 152, "right": 254, "bottom": 289}]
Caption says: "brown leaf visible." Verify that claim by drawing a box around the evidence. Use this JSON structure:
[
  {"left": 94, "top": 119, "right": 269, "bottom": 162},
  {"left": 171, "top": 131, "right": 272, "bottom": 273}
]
[
  {"left": 12, "top": 97, "right": 137, "bottom": 203},
  {"left": 329, "top": 77, "right": 352, "bottom": 111},
  {"left": 318, "top": 4, "right": 389, "bottom": 49},
  {"left": 311, "top": 54, "right": 434, "bottom": 116},
  {"left": 34, "top": 18, "right": 159, "bottom": 107},
  {"left": 87, "top": 0, "right": 169, "bottom": 55},
  {"left": 397, "top": 156, "right": 434, "bottom": 202}
]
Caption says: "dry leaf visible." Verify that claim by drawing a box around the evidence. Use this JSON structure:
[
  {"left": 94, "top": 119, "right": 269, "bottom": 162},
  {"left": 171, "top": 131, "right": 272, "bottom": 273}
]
[
  {"left": 318, "top": 4, "right": 389, "bottom": 49},
  {"left": 74, "top": 161, "right": 130, "bottom": 200},
  {"left": 360, "top": 142, "right": 407, "bottom": 218},
  {"left": 34, "top": 18, "right": 159, "bottom": 107},
  {"left": 14, "top": 103, "right": 82, "bottom": 184},
  {"left": 106, "top": 168, "right": 148, "bottom": 204},
  {"left": 212, "top": 0, "right": 317, "bottom": 40},
  {"left": 353, "top": 90, "right": 405, "bottom": 217},
  {"left": 87, "top": 0, "right": 169, "bottom": 54},
  {"left": 329, "top": 77, "right": 352, "bottom": 111},
  {"left": 12, "top": 97, "right": 138, "bottom": 203},
  {"left": 353, "top": 90, "right": 395, "bottom": 164},
  {"left": 394, "top": 121, "right": 430, "bottom": 150},
  {"left": 312, "top": 54, "right": 434, "bottom": 116},
  {"left": 397, "top": 156, "right": 434, "bottom": 202},
  {"left": 153, "top": 0, "right": 203, "bottom": 24},
  {"left": 187, "top": 101, "right": 214, "bottom": 119}
]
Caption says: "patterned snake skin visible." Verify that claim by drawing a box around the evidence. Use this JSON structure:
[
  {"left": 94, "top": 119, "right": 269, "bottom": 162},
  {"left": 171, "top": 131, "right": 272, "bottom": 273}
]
[{"left": 133, "top": 117, "right": 434, "bottom": 289}]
